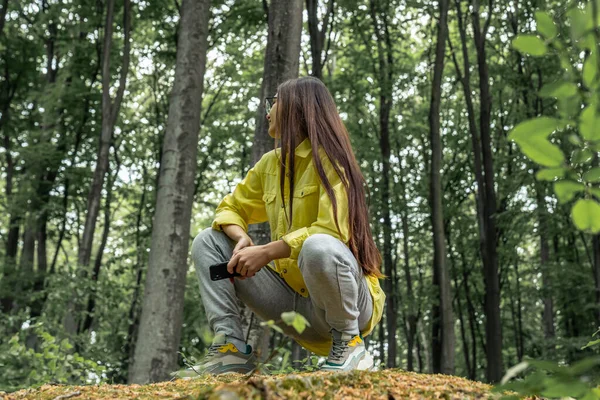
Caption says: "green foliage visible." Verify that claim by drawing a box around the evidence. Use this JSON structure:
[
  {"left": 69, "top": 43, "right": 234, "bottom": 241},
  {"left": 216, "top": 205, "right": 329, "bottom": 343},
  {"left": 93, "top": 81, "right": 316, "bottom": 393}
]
[
  {"left": 494, "top": 357, "right": 600, "bottom": 399},
  {"left": 260, "top": 311, "right": 311, "bottom": 335},
  {"left": 509, "top": 4, "right": 600, "bottom": 235},
  {"left": 0, "top": 320, "right": 104, "bottom": 393}
]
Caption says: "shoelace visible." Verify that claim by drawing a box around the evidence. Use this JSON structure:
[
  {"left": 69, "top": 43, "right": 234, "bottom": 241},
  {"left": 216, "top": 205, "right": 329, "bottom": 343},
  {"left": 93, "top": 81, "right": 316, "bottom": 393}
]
[
  {"left": 329, "top": 338, "right": 349, "bottom": 363},
  {"left": 205, "top": 343, "right": 226, "bottom": 359}
]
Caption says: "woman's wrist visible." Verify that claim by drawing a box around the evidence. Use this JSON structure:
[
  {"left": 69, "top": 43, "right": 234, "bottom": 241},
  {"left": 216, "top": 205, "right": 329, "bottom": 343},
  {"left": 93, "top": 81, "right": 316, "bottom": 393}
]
[
  {"left": 265, "top": 239, "right": 291, "bottom": 260},
  {"left": 221, "top": 224, "right": 248, "bottom": 242}
]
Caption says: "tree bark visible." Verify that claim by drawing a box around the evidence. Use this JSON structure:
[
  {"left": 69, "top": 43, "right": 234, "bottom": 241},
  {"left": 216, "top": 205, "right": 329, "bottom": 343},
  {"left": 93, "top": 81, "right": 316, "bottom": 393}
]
[
  {"left": 398, "top": 159, "right": 418, "bottom": 371},
  {"left": 64, "top": 0, "right": 131, "bottom": 336},
  {"left": 0, "top": 0, "right": 9, "bottom": 36},
  {"left": 128, "top": 0, "right": 211, "bottom": 383},
  {"left": 81, "top": 157, "right": 121, "bottom": 334},
  {"left": 306, "top": 0, "right": 334, "bottom": 80},
  {"left": 368, "top": 0, "right": 397, "bottom": 368},
  {"left": 428, "top": 0, "right": 454, "bottom": 375},
  {"left": 248, "top": 0, "right": 302, "bottom": 244},
  {"left": 245, "top": 0, "right": 302, "bottom": 356}
]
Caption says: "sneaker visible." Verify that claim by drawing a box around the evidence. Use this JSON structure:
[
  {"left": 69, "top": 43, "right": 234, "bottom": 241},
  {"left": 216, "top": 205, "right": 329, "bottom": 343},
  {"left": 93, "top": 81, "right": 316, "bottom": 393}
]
[
  {"left": 175, "top": 336, "right": 256, "bottom": 378},
  {"left": 320, "top": 330, "right": 374, "bottom": 372}
]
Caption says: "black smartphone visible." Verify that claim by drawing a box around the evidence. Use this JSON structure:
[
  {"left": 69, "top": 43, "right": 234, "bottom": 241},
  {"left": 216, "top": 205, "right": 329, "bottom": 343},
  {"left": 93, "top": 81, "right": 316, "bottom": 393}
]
[{"left": 209, "top": 261, "right": 241, "bottom": 281}]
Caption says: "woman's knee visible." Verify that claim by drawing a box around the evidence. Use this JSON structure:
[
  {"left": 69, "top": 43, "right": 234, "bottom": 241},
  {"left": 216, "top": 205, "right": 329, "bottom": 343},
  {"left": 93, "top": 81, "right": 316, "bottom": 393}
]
[
  {"left": 299, "top": 234, "right": 346, "bottom": 271},
  {"left": 191, "top": 227, "right": 222, "bottom": 263}
]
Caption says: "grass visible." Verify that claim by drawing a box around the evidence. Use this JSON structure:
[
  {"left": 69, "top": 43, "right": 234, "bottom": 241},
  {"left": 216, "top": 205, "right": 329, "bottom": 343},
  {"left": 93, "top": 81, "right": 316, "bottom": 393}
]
[{"left": 2, "top": 369, "right": 494, "bottom": 399}]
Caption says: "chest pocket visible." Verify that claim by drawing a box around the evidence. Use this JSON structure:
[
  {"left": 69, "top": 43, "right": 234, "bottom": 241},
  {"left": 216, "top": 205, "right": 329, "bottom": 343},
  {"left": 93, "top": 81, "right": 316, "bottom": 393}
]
[
  {"left": 293, "top": 184, "right": 318, "bottom": 198},
  {"left": 263, "top": 192, "right": 277, "bottom": 223},
  {"left": 291, "top": 185, "right": 319, "bottom": 228}
]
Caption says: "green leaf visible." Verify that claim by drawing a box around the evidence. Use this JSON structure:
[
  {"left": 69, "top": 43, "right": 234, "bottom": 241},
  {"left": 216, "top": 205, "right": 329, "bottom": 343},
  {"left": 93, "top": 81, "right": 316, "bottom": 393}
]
[
  {"left": 512, "top": 35, "right": 548, "bottom": 56},
  {"left": 260, "top": 319, "right": 284, "bottom": 334},
  {"left": 508, "top": 117, "right": 565, "bottom": 167},
  {"left": 569, "top": 134, "right": 583, "bottom": 145},
  {"left": 281, "top": 311, "right": 296, "bottom": 325},
  {"left": 580, "top": 106, "right": 600, "bottom": 141},
  {"left": 535, "top": 11, "right": 557, "bottom": 39},
  {"left": 569, "top": 8, "right": 593, "bottom": 41},
  {"left": 569, "top": 355, "right": 600, "bottom": 375},
  {"left": 554, "top": 180, "right": 585, "bottom": 203},
  {"left": 583, "top": 52, "right": 598, "bottom": 88},
  {"left": 591, "top": 187, "right": 600, "bottom": 200},
  {"left": 281, "top": 311, "right": 310, "bottom": 334},
  {"left": 539, "top": 81, "right": 578, "bottom": 99},
  {"left": 541, "top": 379, "right": 589, "bottom": 398},
  {"left": 292, "top": 314, "right": 308, "bottom": 334},
  {"left": 571, "top": 199, "right": 600, "bottom": 233},
  {"left": 584, "top": 168, "right": 600, "bottom": 183},
  {"left": 582, "top": 338, "right": 600, "bottom": 350},
  {"left": 536, "top": 167, "right": 566, "bottom": 181},
  {"left": 572, "top": 148, "right": 594, "bottom": 164}
]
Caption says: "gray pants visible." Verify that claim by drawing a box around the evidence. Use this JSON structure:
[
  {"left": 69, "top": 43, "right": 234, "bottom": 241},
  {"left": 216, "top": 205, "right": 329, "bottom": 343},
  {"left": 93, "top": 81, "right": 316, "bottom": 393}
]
[{"left": 191, "top": 228, "right": 373, "bottom": 345}]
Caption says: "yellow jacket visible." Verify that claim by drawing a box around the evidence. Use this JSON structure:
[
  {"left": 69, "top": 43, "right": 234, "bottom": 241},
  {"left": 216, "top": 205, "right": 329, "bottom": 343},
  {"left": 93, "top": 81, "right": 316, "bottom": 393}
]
[{"left": 211, "top": 138, "right": 385, "bottom": 355}]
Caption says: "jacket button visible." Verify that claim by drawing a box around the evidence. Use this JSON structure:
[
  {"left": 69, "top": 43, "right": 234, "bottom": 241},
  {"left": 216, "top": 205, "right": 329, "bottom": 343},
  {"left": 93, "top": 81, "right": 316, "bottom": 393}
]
[
  {"left": 301, "top": 288, "right": 306, "bottom": 293},
  {"left": 283, "top": 269, "right": 287, "bottom": 273}
]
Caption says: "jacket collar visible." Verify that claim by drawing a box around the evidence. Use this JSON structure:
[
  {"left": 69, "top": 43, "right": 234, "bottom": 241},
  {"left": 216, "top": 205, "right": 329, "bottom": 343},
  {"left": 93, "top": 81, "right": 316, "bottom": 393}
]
[{"left": 295, "top": 138, "right": 312, "bottom": 158}]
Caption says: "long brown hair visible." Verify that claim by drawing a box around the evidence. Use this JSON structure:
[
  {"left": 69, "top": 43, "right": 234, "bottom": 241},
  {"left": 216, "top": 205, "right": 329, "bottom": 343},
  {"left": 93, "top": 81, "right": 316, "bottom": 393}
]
[{"left": 274, "top": 76, "right": 382, "bottom": 277}]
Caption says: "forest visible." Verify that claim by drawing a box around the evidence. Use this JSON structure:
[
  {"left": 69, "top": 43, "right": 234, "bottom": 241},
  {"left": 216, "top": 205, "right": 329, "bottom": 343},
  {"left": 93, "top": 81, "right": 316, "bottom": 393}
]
[{"left": 1, "top": 0, "right": 600, "bottom": 397}]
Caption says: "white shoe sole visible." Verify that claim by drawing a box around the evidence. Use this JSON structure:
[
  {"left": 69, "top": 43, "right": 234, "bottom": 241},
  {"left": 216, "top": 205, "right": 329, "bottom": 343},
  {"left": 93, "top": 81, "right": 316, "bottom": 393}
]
[{"left": 357, "top": 352, "right": 374, "bottom": 371}]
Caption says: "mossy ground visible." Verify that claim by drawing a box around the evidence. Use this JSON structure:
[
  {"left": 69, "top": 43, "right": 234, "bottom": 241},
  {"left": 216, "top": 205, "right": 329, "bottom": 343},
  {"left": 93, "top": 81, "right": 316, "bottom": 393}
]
[{"left": 2, "top": 369, "right": 495, "bottom": 399}]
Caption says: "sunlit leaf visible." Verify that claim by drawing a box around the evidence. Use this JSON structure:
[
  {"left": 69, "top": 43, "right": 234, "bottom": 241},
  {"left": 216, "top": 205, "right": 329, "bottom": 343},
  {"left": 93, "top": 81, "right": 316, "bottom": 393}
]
[
  {"left": 512, "top": 35, "right": 548, "bottom": 56},
  {"left": 508, "top": 117, "right": 565, "bottom": 167},
  {"left": 535, "top": 11, "right": 557, "bottom": 39},
  {"left": 580, "top": 105, "right": 600, "bottom": 141},
  {"left": 571, "top": 199, "right": 600, "bottom": 233},
  {"left": 583, "top": 168, "right": 600, "bottom": 183},
  {"left": 554, "top": 180, "right": 585, "bottom": 203},
  {"left": 583, "top": 52, "right": 598, "bottom": 88},
  {"left": 536, "top": 167, "right": 566, "bottom": 181},
  {"left": 539, "top": 81, "right": 578, "bottom": 98}
]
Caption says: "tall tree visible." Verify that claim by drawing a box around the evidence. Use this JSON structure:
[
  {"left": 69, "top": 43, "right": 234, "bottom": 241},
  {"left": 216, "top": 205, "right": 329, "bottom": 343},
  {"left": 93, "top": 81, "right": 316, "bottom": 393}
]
[
  {"left": 428, "top": 0, "right": 455, "bottom": 375},
  {"left": 306, "top": 0, "right": 334, "bottom": 80},
  {"left": 128, "top": 0, "right": 212, "bottom": 383},
  {"left": 453, "top": 0, "right": 502, "bottom": 381},
  {"left": 246, "top": 0, "right": 303, "bottom": 360},
  {"left": 368, "top": 0, "right": 397, "bottom": 368},
  {"left": 64, "top": 0, "right": 131, "bottom": 335}
]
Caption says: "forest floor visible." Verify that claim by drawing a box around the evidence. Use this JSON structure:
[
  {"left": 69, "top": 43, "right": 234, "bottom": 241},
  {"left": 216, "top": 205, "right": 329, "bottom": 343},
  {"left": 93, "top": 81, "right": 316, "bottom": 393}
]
[{"left": 2, "top": 369, "right": 498, "bottom": 399}]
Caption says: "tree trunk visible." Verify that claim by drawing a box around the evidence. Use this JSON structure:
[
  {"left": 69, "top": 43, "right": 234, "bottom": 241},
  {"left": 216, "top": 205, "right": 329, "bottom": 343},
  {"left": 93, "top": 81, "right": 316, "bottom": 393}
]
[
  {"left": 78, "top": 0, "right": 130, "bottom": 268},
  {"left": 246, "top": 0, "right": 302, "bottom": 356},
  {"left": 248, "top": 0, "right": 302, "bottom": 243},
  {"left": 534, "top": 185, "right": 555, "bottom": 339},
  {"left": 0, "top": 0, "right": 9, "bottom": 36},
  {"left": 368, "top": 0, "right": 397, "bottom": 368},
  {"left": 428, "top": 0, "right": 454, "bottom": 375},
  {"left": 128, "top": 0, "right": 211, "bottom": 383},
  {"left": 65, "top": 0, "right": 131, "bottom": 336},
  {"left": 472, "top": 2, "right": 502, "bottom": 381},
  {"left": 291, "top": 341, "right": 306, "bottom": 369},
  {"left": 81, "top": 159, "right": 121, "bottom": 334},
  {"left": 306, "top": 0, "right": 334, "bottom": 80},
  {"left": 123, "top": 165, "right": 149, "bottom": 376},
  {"left": 398, "top": 160, "right": 418, "bottom": 371}
]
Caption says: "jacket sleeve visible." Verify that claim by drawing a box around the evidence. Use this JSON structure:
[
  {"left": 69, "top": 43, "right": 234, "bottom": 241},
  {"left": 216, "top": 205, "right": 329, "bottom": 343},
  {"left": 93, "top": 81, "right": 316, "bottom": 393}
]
[
  {"left": 211, "top": 161, "right": 267, "bottom": 233},
  {"left": 282, "top": 160, "right": 350, "bottom": 260}
]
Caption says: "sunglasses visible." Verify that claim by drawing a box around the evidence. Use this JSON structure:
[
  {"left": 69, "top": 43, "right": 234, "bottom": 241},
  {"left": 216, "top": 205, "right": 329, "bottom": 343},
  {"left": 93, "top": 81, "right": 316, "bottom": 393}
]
[{"left": 265, "top": 96, "right": 277, "bottom": 114}]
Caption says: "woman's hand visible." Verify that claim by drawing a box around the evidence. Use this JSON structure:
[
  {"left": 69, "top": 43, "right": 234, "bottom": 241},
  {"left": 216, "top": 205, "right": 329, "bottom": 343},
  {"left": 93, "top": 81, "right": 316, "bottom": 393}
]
[
  {"left": 227, "top": 245, "right": 271, "bottom": 278},
  {"left": 232, "top": 234, "right": 254, "bottom": 255}
]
